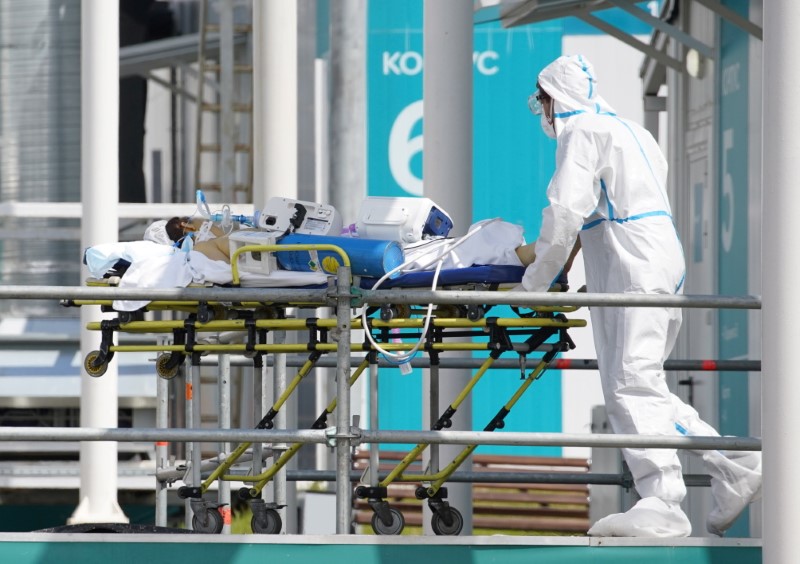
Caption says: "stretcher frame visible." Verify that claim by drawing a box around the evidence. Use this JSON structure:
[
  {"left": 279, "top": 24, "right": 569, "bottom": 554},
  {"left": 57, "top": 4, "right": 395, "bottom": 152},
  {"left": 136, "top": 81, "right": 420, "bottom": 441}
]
[{"left": 69, "top": 242, "right": 586, "bottom": 534}]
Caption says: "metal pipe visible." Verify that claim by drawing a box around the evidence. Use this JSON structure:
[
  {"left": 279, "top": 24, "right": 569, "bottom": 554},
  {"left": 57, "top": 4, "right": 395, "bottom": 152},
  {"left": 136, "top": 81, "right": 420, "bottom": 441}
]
[
  {"left": 368, "top": 358, "right": 379, "bottom": 488},
  {"left": 155, "top": 357, "right": 169, "bottom": 527},
  {"left": 0, "top": 284, "right": 761, "bottom": 309},
  {"left": 189, "top": 360, "right": 202, "bottom": 530},
  {"left": 763, "top": 0, "right": 798, "bottom": 560},
  {"left": 218, "top": 354, "right": 231, "bottom": 534},
  {"left": 208, "top": 356, "right": 762, "bottom": 372},
  {"left": 286, "top": 470, "right": 711, "bottom": 488},
  {"left": 334, "top": 265, "right": 353, "bottom": 533},
  {"left": 0, "top": 427, "right": 759, "bottom": 452},
  {"left": 357, "top": 290, "right": 761, "bottom": 309},
  {"left": 273, "top": 331, "right": 289, "bottom": 531}
]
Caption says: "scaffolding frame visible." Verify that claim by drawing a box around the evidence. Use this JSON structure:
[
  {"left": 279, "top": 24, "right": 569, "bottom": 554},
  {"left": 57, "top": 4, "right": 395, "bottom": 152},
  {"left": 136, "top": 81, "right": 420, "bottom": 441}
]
[{"left": 0, "top": 282, "right": 762, "bottom": 534}]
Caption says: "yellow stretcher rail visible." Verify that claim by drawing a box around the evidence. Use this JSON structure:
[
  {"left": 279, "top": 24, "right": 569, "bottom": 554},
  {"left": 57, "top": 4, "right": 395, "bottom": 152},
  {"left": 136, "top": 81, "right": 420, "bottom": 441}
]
[
  {"left": 86, "top": 316, "right": 585, "bottom": 333},
  {"left": 230, "top": 243, "right": 351, "bottom": 285},
  {"left": 84, "top": 336, "right": 584, "bottom": 355}
]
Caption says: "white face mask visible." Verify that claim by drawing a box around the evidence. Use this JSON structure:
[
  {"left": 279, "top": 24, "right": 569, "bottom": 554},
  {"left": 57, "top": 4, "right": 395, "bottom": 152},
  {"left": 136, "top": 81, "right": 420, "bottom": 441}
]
[{"left": 540, "top": 113, "right": 556, "bottom": 139}]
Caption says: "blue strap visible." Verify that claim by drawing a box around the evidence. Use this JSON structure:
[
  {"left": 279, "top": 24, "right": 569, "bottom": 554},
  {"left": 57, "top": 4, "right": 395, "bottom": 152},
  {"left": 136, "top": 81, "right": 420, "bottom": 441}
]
[{"left": 581, "top": 210, "right": 673, "bottom": 231}]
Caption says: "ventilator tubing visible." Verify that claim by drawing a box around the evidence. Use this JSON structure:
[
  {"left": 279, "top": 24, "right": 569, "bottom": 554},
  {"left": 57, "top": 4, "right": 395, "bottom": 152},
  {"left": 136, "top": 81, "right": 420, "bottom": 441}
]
[{"left": 277, "top": 233, "right": 405, "bottom": 279}]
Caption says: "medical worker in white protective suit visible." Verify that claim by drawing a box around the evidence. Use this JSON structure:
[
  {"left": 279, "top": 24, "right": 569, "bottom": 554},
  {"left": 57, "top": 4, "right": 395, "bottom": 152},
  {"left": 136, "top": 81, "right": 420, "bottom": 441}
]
[{"left": 518, "top": 55, "right": 762, "bottom": 537}]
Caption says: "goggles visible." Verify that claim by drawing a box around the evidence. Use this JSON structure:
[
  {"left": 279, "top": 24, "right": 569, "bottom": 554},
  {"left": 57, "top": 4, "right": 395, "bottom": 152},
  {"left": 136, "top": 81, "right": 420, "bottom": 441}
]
[{"left": 527, "top": 90, "right": 549, "bottom": 115}]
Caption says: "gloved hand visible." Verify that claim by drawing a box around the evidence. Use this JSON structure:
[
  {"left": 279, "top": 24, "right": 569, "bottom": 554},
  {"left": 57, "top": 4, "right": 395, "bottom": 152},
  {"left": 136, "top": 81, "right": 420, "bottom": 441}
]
[{"left": 552, "top": 270, "right": 569, "bottom": 292}]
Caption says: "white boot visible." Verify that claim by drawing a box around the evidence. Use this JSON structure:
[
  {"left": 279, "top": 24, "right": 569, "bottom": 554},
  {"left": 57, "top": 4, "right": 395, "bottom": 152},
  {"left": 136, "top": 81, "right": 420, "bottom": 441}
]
[
  {"left": 587, "top": 497, "right": 692, "bottom": 538},
  {"left": 704, "top": 450, "right": 762, "bottom": 536}
]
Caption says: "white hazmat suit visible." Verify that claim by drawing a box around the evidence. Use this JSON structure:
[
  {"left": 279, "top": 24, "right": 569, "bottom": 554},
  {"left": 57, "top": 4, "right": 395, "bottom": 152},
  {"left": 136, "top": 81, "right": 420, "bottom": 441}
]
[{"left": 521, "top": 55, "right": 761, "bottom": 537}]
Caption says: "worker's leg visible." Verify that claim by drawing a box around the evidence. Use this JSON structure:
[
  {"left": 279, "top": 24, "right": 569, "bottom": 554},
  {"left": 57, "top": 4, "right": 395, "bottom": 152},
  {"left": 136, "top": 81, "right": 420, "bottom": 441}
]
[
  {"left": 588, "top": 304, "right": 691, "bottom": 537},
  {"left": 671, "top": 395, "right": 762, "bottom": 536}
]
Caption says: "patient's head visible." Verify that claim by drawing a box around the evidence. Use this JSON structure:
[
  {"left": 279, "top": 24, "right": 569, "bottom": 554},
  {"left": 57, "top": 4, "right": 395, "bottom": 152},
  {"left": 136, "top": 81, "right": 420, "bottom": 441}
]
[{"left": 166, "top": 216, "right": 192, "bottom": 242}]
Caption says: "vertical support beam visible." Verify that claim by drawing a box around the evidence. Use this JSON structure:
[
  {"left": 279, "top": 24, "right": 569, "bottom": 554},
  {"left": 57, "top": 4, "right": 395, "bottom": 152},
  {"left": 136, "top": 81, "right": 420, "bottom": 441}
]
[
  {"left": 219, "top": 0, "right": 236, "bottom": 203},
  {"left": 71, "top": 0, "right": 126, "bottom": 525},
  {"left": 368, "top": 358, "right": 379, "bottom": 487},
  {"left": 762, "top": 1, "right": 799, "bottom": 561},
  {"left": 155, "top": 364, "right": 169, "bottom": 527},
  {"left": 423, "top": 0, "right": 473, "bottom": 236},
  {"left": 297, "top": 0, "right": 317, "bottom": 203},
  {"left": 334, "top": 266, "right": 353, "bottom": 534},
  {"left": 422, "top": 0, "right": 474, "bottom": 535},
  {"left": 189, "top": 360, "right": 202, "bottom": 529},
  {"left": 253, "top": 2, "right": 298, "bottom": 206},
  {"left": 183, "top": 359, "right": 193, "bottom": 527},
  {"left": 329, "top": 0, "right": 366, "bottom": 222},
  {"left": 218, "top": 354, "right": 232, "bottom": 534},
  {"left": 273, "top": 331, "right": 294, "bottom": 532}
]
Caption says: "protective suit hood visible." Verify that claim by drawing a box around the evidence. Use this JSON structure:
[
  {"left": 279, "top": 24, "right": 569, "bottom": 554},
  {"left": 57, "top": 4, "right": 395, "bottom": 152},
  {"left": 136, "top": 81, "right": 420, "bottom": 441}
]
[{"left": 537, "top": 55, "right": 615, "bottom": 137}]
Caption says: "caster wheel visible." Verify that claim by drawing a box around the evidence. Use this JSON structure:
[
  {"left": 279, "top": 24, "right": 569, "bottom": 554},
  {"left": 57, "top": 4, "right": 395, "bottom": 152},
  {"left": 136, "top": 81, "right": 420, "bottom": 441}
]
[
  {"left": 467, "top": 306, "right": 484, "bottom": 321},
  {"left": 156, "top": 354, "right": 179, "bottom": 380},
  {"left": 192, "top": 508, "right": 223, "bottom": 534},
  {"left": 251, "top": 508, "right": 282, "bottom": 534},
  {"left": 84, "top": 350, "right": 108, "bottom": 378},
  {"left": 371, "top": 507, "right": 405, "bottom": 535},
  {"left": 431, "top": 507, "right": 463, "bottom": 536},
  {"left": 238, "top": 487, "right": 257, "bottom": 500}
]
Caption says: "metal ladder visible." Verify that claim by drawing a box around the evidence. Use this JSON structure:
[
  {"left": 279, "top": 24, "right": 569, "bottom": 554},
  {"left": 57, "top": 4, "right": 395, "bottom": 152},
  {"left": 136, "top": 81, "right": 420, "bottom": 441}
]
[{"left": 194, "top": 0, "right": 253, "bottom": 203}]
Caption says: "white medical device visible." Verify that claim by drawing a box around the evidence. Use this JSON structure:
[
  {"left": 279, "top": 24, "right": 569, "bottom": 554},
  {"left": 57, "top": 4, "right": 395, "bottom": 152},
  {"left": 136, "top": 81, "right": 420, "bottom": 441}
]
[
  {"left": 228, "top": 230, "right": 279, "bottom": 275},
  {"left": 355, "top": 196, "right": 453, "bottom": 244},
  {"left": 255, "top": 197, "right": 343, "bottom": 236}
]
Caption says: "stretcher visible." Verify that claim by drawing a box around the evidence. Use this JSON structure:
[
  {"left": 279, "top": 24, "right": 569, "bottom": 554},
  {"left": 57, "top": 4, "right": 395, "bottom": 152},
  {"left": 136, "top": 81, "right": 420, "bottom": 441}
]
[
  {"left": 354, "top": 299, "right": 578, "bottom": 535},
  {"left": 68, "top": 242, "right": 585, "bottom": 534}
]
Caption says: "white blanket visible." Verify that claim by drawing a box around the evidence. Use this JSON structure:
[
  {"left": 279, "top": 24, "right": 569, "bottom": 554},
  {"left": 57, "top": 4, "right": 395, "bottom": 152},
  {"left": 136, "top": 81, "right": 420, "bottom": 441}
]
[
  {"left": 113, "top": 251, "right": 328, "bottom": 311},
  {"left": 401, "top": 219, "right": 525, "bottom": 271}
]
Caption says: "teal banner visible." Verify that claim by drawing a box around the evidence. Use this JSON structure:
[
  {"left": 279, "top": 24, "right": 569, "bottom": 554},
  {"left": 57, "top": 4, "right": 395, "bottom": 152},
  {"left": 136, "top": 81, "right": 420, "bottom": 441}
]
[{"left": 367, "top": 0, "right": 563, "bottom": 454}]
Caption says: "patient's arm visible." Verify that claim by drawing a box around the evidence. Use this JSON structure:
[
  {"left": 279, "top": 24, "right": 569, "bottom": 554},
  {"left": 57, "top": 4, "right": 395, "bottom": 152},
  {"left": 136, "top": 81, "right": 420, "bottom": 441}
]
[
  {"left": 516, "top": 236, "right": 581, "bottom": 271},
  {"left": 194, "top": 235, "right": 231, "bottom": 263}
]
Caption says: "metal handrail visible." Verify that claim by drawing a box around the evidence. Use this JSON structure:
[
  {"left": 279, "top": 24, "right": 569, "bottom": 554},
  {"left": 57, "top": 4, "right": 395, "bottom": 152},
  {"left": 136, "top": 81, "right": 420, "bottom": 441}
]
[{"left": 0, "top": 426, "right": 761, "bottom": 452}]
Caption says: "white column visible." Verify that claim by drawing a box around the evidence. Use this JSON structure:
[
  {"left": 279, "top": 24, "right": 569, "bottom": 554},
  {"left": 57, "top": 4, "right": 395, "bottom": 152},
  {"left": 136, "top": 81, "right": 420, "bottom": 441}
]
[
  {"left": 219, "top": 0, "right": 236, "bottom": 203},
  {"left": 762, "top": 1, "right": 800, "bottom": 561},
  {"left": 253, "top": 1, "right": 299, "bottom": 207},
  {"left": 422, "top": 0, "right": 474, "bottom": 535},
  {"left": 70, "top": 0, "right": 126, "bottom": 525},
  {"left": 329, "top": 0, "right": 366, "bottom": 224}
]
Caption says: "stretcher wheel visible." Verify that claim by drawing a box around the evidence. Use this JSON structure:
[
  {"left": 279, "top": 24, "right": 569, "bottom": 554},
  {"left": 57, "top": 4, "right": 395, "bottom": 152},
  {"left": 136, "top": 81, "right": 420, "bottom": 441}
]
[
  {"left": 371, "top": 507, "right": 404, "bottom": 535},
  {"left": 83, "top": 351, "right": 108, "bottom": 378},
  {"left": 251, "top": 508, "right": 282, "bottom": 534},
  {"left": 192, "top": 508, "right": 223, "bottom": 534},
  {"left": 238, "top": 487, "right": 257, "bottom": 500},
  {"left": 380, "top": 305, "right": 411, "bottom": 321},
  {"left": 466, "top": 305, "right": 484, "bottom": 321},
  {"left": 431, "top": 507, "right": 463, "bottom": 536},
  {"left": 156, "top": 354, "right": 180, "bottom": 380}
]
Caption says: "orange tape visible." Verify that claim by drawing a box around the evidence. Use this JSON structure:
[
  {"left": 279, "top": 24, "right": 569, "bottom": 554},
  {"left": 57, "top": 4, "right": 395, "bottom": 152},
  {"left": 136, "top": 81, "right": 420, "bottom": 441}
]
[
  {"left": 155, "top": 441, "right": 168, "bottom": 447},
  {"left": 185, "top": 382, "right": 193, "bottom": 400},
  {"left": 220, "top": 506, "right": 232, "bottom": 525}
]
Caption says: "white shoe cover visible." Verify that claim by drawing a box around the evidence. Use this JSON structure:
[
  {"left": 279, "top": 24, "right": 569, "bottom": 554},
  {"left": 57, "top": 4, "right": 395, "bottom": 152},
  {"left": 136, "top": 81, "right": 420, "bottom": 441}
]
[
  {"left": 705, "top": 450, "right": 762, "bottom": 536},
  {"left": 587, "top": 497, "right": 692, "bottom": 537}
]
